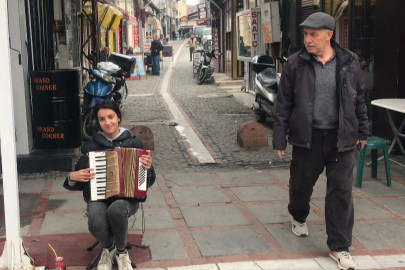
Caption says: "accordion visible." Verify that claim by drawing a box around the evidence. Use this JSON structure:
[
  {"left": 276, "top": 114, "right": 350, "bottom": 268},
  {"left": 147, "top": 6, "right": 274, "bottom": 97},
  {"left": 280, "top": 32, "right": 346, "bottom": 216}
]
[{"left": 89, "top": 147, "right": 148, "bottom": 201}]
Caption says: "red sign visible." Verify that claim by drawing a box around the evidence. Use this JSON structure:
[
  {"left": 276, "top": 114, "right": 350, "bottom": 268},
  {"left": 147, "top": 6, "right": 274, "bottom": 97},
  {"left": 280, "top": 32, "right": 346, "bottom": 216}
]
[
  {"left": 197, "top": 19, "right": 208, "bottom": 25},
  {"left": 342, "top": 18, "right": 348, "bottom": 49},
  {"left": 212, "top": 27, "right": 221, "bottom": 72},
  {"left": 251, "top": 11, "right": 258, "bottom": 56},
  {"left": 119, "top": 25, "right": 122, "bottom": 53},
  {"left": 133, "top": 20, "right": 139, "bottom": 47}
]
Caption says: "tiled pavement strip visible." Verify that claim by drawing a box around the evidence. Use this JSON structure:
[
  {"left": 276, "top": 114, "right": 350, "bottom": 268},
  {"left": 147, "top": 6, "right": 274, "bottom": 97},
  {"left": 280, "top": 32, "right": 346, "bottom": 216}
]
[{"left": 2, "top": 41, "right": 405, "bottom": 269}]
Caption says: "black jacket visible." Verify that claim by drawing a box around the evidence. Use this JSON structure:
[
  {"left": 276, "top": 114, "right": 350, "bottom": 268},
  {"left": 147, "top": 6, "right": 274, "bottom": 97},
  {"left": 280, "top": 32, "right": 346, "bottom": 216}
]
[
  {"left": 151, "top": 40, "right": 163, "bottom": 56},
  {"left": 273, "top": 40, "right": 368, "bottom": 152},
  {"left": 63, "top": 129, "right": 156, "bottom": 202}
]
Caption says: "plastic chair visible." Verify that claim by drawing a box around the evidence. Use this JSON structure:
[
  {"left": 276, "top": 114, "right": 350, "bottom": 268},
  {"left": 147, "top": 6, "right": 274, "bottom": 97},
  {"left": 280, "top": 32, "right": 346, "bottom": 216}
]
[{"left": 355, "top": 137, "right": 391, "bottom": 188}]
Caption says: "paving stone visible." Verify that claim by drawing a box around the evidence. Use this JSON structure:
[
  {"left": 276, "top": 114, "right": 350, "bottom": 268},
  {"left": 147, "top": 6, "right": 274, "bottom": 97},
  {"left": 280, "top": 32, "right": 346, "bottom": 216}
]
[
  {"left": 0, "top": 179, "right": 47, "bottom": 194},
  {"left": 168, "top": 265, "right": 218, "bottom": 270},
  {"left": 375, "top": 197, "right": 405, "bottom": 216},
  {"left": 50, "top": 178, "right": 71, "bottom": 193},
  {"left": 312, "top": 180, "right": 327, "bottom": 198},
  {"left": 246, "top": 203, "right": 322, "bottom": 224},
  {"left": 266, "top": 169, "right": 290, "bottom": 183},
  {"left": 143, "top": 189, "right": 167, "bottom": 206},
  {"left": 216, "top": 171, "right": 273, "bottom": 185},
  {"left": 373, "top": 254, "right": 405, "bottom": 268},
  {"left": 0, "top": 194, "right": 40, "bottom": 214},
  {"left": 142, "top": 232, "right": 188, "bottom": 260},
  {"left": 129, "top": 208, "right": 175, "bottom": 230},
  {"left": 312, "top": 199, "right": 393, "bottom": 219},
  {"left": 0, "top": 215, "right": 32, "bottom": 237},
  {"left": 230, "top": 186, "right": 288, "bottom": 202},
  {"left": 46, "top": 193, "right": 86, "bottom": 212},
  {"left": 181, "top": 204, "right": 249, "bottom": 227},
  {"left": 355, "top": 181, "right": 405, "bottom": 196},
  {"left": 40, "top": 212, "right": 88, "bottom": 235},
  {"left": 171, "top": 186, "right": 231, "bottom": 204},
  {"left": 313, "top": 257, "right": 340, "bottom": 270},
  {"left": 218, "top": 261, "right": 261, "bottom": 270},
  {"left": 192, "top": 228, "right": 272, "bottom": 257},
  {"left": 255, "top": 259, "right": 323, "bottom": 269},
  {"left": 266, "top": 225, "right": 328, "bottom": 253},
  {"left": 165, "top": 173, "right": 216, "bottom": 186},
  {"left": 353, "top": 220, "right": 405, "bottom": 249}
]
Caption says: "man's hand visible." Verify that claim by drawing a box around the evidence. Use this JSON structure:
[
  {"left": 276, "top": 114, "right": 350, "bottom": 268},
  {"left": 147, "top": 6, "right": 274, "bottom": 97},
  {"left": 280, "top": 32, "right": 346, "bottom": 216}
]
[
  {"left": 69, "top": 168, "right": 95, "bottom": 182},
  {"left": 277, "top": 150, "right": 285, "bottom": 159},
  {"left": 140, "top": 150, "right": 153, "bottom": 169},
  {"left": 357, "top": 140, "right": 366, "bottom": 150}
]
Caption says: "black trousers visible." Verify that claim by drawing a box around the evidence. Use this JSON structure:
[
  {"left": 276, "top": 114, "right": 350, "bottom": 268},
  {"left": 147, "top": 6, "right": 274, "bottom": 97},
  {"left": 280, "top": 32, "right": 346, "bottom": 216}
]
[
  {"left": 288, "top": 129, "right": 354, "bottom": 251},
  {"left": 190, "top": 47, "right": 195, "bottom": 61}
]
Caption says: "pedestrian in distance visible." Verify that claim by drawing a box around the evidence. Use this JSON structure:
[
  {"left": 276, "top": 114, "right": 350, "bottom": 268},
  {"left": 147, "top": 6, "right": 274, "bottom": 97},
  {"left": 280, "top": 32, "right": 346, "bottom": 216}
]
[
  {"left": 63, "top": 100, "right": 156, "bottom": 270},
  {"left": 151, "top": 35, "right": 163, "bottom": 75},
  {"left": 187, "top": 33, "right": 197, "bottom": 62},
  {"left": 99, "top": 46, "right": 109, "bottom": 62},
  {"left": 273, "top": 12, "right": 368, "bottom": 270},
  {"left": 126, "top": 46, "right": 134, "bottom": 55},
  {"left": 159, "top": 34, "right": 165, "bottom": 44}
]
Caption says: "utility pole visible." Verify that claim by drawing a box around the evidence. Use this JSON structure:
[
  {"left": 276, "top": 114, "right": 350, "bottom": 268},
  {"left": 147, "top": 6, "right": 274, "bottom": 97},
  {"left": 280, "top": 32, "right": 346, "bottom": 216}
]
[{"left": 0, "top": 1, "right": 34, "bottom": 269}]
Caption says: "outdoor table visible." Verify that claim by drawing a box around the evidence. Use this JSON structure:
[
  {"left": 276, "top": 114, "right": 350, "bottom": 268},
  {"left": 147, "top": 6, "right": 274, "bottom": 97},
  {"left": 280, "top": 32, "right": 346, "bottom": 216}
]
[{"left": 371, "top": 98, "right": 405, "bottom": 167}]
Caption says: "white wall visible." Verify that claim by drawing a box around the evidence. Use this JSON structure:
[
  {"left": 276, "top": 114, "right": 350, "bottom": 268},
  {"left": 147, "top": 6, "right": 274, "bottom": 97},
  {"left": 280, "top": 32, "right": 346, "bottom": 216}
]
[{"left": 8, "top": 0, "right": 32, "bottom": 155}]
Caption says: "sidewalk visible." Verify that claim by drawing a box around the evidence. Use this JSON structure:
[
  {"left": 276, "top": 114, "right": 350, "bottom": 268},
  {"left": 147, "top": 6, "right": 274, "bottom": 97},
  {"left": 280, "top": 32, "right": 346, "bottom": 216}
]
[{"left": 2, "top": 162, "right": 405, "bottom": 270}]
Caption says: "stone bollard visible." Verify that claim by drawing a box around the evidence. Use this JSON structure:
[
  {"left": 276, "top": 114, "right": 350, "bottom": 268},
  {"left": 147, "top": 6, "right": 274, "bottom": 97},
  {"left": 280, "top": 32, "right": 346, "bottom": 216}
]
[
  {"left": 130, "top": 125, "right": 155, "bottom": 150},
  {"left": 237, "top": 121, "right": 268, "bottom": 148}
]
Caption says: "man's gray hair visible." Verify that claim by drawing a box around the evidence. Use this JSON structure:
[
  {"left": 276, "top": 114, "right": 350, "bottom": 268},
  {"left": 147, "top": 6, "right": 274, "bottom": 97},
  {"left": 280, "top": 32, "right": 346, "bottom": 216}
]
[{"left": 153, "top": 35, "right": 157, "bottom": 38}]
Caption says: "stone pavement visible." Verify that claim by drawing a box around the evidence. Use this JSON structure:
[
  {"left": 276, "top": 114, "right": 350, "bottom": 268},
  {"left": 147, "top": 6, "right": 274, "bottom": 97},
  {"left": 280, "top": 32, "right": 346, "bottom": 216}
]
[
  {"left": 2, "top": 40, "right": 405, "bottom": 270},
  {"left": 2, "top": 159, "right": 405, "bottom": 269}
]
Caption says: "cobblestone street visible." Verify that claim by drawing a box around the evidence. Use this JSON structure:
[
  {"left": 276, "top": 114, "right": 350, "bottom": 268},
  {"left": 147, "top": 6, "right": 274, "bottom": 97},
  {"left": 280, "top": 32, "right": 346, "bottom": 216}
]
[{"left": 122, "top": 40, "right": 291, "bottom": 174}]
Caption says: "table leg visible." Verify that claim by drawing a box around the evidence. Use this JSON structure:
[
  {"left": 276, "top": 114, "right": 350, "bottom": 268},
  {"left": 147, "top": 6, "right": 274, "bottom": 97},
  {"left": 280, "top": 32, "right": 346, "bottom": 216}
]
[{"left": 366, "top": 110, "right": 405, "bottom": 167}]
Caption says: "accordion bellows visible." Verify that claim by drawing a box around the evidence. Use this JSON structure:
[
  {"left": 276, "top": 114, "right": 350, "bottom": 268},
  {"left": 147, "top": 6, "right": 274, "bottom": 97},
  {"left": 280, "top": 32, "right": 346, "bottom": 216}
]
[{"left": 89, "top": 148, "right": 148, "bottom": 201}]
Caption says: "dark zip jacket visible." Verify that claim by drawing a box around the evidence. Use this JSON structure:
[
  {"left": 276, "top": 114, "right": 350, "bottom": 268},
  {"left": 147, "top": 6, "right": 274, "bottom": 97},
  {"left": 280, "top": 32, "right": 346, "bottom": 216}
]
[
  {"left": 273, "top": 40, "right": 368, "bottom": 152},
  {"left": 63, "top": 129, "right": 156, "bottom": 202}
]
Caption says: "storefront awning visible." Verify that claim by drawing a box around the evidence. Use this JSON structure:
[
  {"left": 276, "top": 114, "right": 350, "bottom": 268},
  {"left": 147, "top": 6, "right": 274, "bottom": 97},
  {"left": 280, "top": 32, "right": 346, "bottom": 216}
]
[
  {"left": 147, "top": 16, "right": 162, "bottom": 30},
  {"left": 98, "top": 3, "right": 123, "bottom": 32}
]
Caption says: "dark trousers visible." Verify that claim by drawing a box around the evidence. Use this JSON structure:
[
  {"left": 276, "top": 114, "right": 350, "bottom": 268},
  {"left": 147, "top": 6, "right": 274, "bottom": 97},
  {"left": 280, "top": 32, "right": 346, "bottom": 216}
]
[
  {"left": 152, "top": 55, "right": 160, "bottom": 75},
  {"left": 288, "top": 129, "right": 354, "bottom": 251},
  {"left": 87, "top": 199, "right": 139, "bottom": 249},
  {"left": 189, "top": 47, "right": 195, "bottom": 61}
]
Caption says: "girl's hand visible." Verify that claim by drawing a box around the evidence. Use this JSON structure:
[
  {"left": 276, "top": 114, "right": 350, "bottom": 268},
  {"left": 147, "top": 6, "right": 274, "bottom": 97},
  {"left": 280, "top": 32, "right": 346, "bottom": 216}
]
[
  {"left": 140, "top": 150, "right": 152, "bottom": 169},
  {"left": 69, "top": 168, "right": 95, "bottom": 182}
]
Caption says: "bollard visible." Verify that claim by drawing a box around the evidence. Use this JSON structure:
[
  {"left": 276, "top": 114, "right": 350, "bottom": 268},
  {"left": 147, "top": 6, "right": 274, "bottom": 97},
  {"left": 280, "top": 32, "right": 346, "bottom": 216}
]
[
  {"left": 130, "top": 125, "right": 155, "bottom": 150},
  {"left": 237, "top": 121, "right": 268, "bottom": 148}
]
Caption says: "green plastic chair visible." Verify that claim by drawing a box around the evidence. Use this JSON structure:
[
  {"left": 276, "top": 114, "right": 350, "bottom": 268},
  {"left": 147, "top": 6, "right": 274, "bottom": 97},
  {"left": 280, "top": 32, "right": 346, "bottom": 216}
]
[{"left": 355, "top": 137, "right": 391, "bottom": 188}]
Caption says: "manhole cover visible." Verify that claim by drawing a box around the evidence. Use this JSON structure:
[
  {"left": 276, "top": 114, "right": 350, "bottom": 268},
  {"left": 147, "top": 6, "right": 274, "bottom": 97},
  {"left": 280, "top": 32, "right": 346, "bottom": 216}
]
[{"left": 197, "top": 93, "right": 233, "bottom": 99}]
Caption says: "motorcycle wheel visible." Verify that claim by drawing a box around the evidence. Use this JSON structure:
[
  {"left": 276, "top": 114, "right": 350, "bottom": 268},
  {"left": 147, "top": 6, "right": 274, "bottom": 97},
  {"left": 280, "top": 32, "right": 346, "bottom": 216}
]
[
  {"left": 197, "top": 68, "right": 208, "bottom": 85},
  {"left": 82, "top": 108, "right": 97, "bottom": 141},
  {"left": 254, "top": 111, "right": 267, "bottom": 123}
]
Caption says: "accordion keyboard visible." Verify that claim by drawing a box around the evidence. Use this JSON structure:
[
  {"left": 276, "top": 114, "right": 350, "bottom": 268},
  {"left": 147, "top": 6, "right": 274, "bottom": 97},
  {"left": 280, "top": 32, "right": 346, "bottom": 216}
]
[{"left": 89, "top": 152, "right": 108, "bottom": 201}]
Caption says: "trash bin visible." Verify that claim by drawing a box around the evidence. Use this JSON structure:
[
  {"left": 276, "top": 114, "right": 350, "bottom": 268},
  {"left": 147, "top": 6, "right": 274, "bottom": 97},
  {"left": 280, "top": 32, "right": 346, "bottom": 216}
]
[{"left": 30, "top": 69, "right": 82, "bottom": 149}]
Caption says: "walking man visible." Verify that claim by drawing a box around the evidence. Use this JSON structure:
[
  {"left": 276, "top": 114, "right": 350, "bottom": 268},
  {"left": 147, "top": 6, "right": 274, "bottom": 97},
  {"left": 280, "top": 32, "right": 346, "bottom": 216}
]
[
  {"left": 187, "top": 33, "right": 197, "bottom": 62},
  {"left": 151, "top": 35, "right": 163, "bottom": 75},
  {"left": 273, "top": 12, "right": 368, "bottom": 270}
]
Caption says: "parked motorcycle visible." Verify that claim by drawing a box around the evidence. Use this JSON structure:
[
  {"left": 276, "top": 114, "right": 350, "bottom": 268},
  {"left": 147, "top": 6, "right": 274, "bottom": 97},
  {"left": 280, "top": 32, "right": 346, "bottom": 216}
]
[
  {"left": 82, "top": 53, "right": 134, "bottom": 141},
  {"left": 194, "top": 49, "right": 216, "bottom": 85},
  {"left": 81, "top": 67, "right": 115, "bottom": 141},
  {"left": 251, "top": 55, "right": 285, "bottom": 123}
]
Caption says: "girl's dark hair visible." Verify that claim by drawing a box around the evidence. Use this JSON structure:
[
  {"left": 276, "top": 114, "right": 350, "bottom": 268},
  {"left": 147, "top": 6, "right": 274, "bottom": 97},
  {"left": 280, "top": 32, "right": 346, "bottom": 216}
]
[{"left": 93, "top": 100, "right": 122, "bottom": 130}]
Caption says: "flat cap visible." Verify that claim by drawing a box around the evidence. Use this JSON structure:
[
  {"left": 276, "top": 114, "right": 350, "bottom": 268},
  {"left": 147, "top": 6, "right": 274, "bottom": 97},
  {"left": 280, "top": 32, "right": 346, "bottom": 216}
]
[{"left": 300, "top": 12, "right": 335, "bottom": 31}]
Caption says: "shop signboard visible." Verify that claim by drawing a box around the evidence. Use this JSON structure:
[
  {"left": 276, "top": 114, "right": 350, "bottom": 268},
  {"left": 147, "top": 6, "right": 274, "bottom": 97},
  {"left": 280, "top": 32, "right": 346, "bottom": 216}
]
[
  {"left": 134, "top": 21, "right": 139, "bottom": 47},
  {"left": 212, "top": 27, "right": 221, "bottom": 72},
  {"left": 251, "top": 11, "right": 259, "bottom": 56},
  {"left": 198, "top": 1, "right": 207, "bottom": 19},
  {"left": 131, "top": 54, "right": 146, "bottom": 77}
]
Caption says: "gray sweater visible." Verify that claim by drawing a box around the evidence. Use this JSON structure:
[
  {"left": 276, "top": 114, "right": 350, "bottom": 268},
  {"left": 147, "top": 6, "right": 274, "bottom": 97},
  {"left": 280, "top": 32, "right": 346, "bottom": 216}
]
[{"left": 311, "top": 54, "right": 338, "bottom": 129}]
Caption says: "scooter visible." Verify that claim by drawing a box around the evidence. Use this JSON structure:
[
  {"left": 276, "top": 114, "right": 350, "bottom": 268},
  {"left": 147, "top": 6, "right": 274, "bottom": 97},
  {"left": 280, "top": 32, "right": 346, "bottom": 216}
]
[
  {"left": 251, "top": 55, "right": 284, "bottom": 123},
  {"left": 81, "top": 67, "right": 115, "bottom": 141},
  {"left": 194, "top": 49, "right": 216, "bottom": 85},
  {"left": 97, "top": 62, "right": 128, "bottom": 105}
]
